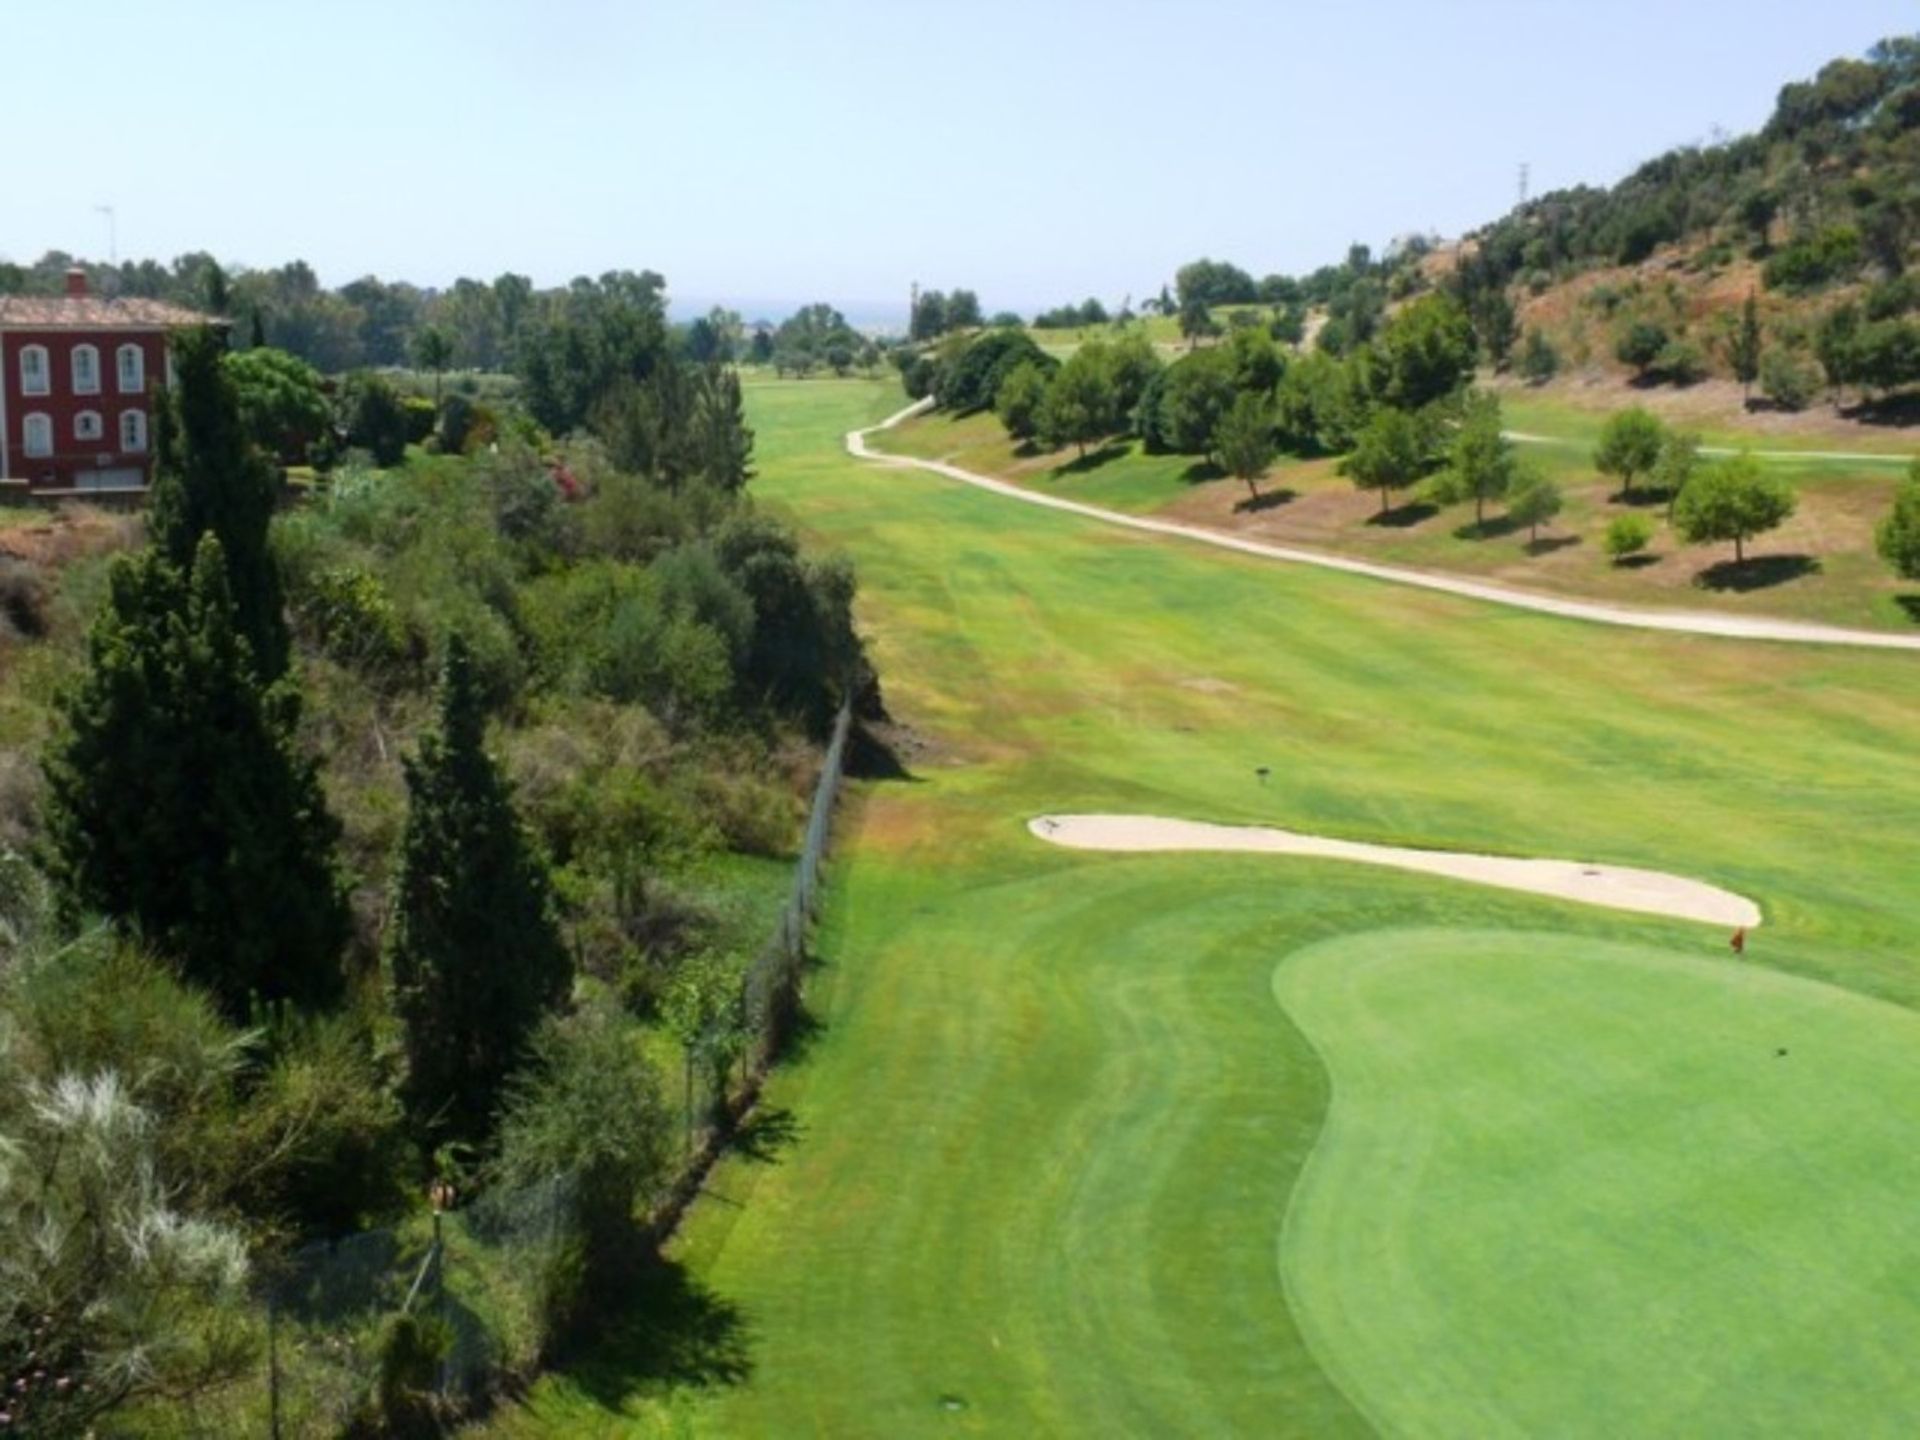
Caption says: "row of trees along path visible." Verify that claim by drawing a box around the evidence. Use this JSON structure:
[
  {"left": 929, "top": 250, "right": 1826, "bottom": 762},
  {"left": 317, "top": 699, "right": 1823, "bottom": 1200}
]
[{"left": 849, "top": 400, "right": 1920, "bottom": 652}]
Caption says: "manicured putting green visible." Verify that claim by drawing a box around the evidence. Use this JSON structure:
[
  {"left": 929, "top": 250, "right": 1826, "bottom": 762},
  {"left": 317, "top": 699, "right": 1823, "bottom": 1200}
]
[{"left": 1279, "top": 928, "right": 1920, "bottom": 1438}]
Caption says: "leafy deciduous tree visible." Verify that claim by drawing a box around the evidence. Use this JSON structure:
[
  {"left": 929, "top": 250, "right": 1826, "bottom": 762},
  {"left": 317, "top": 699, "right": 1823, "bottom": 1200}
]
[
  {"left": 1213, "top": 392, "right": 1277, "bottom": 502},
  {"left": 1673, "top": 454, "right": 1797, "bottom": 564},
  {"left": 1505, "top": 464, "right": 1563, "bottom": 541},
  {"left": 1874, "top": 460, "right": 1920, "bottom": 579},
  {"left": 1593, "top": 406, "right": 1667, "bottom": 503},
  {"left": 1344, "top": 406, "right": 1424, "bottom": 516},
  {"left": 1439, "top": 392, "right": 1516, "bottom": 528}
]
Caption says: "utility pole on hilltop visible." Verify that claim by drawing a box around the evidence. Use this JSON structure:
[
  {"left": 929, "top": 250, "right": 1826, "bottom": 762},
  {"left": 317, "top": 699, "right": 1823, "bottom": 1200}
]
[
  {"left": 909, "top": 280, "right": 919, "bottom": 341},
  {"left": 1517, "top": 164, "right": 1529, "bottom": 208}
]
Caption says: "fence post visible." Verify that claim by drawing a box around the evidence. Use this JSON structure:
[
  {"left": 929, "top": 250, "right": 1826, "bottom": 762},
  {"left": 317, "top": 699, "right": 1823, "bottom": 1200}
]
[
  {"left": 433, "top": 1208, "right": 449, "bottom": 1398},
  {"left": 267, "top": 1293, "right": 282, "bottom": 1440}
]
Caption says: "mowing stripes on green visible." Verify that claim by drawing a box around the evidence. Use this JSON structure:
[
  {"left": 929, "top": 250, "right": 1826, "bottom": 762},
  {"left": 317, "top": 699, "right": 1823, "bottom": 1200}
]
[{"left": 1276, "top": 928, "right": 1920, "bottom": 1438}]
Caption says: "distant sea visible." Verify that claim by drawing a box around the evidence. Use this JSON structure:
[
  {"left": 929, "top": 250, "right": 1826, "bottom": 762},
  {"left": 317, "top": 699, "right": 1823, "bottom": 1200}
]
[{"left": 669, "top": 295, "right": 909, "bottom": 336}]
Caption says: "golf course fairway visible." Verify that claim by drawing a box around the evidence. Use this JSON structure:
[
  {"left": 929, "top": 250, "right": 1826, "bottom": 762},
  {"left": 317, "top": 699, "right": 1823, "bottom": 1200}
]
[{"left": 489, "top": 379, "right": 1920, "bottom": 1438}]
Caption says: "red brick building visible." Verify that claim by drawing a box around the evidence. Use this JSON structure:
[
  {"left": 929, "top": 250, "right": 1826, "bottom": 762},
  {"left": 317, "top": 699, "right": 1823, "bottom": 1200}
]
[{"left": 0, "top": 268, "right": 208, "bottom": 498}]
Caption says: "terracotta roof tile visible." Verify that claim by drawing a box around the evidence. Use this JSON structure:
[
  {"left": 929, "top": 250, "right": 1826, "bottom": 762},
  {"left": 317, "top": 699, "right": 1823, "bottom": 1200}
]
[{"left": 0, "top": 295, "right": 213, "bottom": 329}]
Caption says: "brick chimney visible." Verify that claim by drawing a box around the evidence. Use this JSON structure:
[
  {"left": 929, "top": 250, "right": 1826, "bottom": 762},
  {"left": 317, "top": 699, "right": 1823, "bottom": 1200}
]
[{"left": 65, "top": 266, "right": 87, "bottom": 299}]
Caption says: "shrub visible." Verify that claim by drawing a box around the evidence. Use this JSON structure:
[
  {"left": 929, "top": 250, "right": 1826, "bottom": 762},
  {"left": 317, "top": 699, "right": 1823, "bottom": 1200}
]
[
  {"left": 438, "top": 393, "right": 478, "bottom": 454},
  {"left": 1762, "top": 225, "right": 1864, "bottom": 293},
  {"left": 400, "top": 396, "right": 437, "bottom": 445},
  {"left": 1615, "top": 321, "right": 1670, "bottom": 374},
  {"left": 0, "top": 1069, "right": 254, "bottom": 1433},
  {"left": 1864, "top": 273, "right": 1920, "bottom": 320},
  {"left": 1874, "top": 462, "right": 1920, "bottom": 580},
  {"left": 0, "top": 558, "right": 50, "bottom": 639},
  {"left": 1759, "top": 347, "right": 1820, "bottom": 410},
  {"left": 293, "top": 563, "right": 415, "bottom": 677},
  {"left": 493, "top": 1005, "right": 675, "bottom": 1304},
  {"left": 1650, "top": 338, "right": 1706, "bottom": 385},
  {"left": 1520, "top": 329, "right": 1560, "bottom": 384},
  {"left": 361, "top": 1311, "right": 454, "bottom": 1438},
  {"left": 337, "top": 372, "right": 412, "bottom": 467},
  {"left": 1605, "top": 513, "right": 1656, "bottom": 563}
]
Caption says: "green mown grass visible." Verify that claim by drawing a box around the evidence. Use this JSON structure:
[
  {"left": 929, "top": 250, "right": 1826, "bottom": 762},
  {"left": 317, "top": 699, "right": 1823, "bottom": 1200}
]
[
  {"left": 1279, "top": 927, "right": 1920, "bottom": 1438},
  {"left": 875, "top": 387, "right": 1920, "bottom": 632},
  {"left": 486, "top": 377, "right": 1920, "bottom": 1437}
]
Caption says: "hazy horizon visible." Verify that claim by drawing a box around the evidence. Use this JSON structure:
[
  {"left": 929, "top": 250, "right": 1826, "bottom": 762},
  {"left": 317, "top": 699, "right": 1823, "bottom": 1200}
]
[{"left": 3, "top": 0, "right": 1916, "bottom": 318}]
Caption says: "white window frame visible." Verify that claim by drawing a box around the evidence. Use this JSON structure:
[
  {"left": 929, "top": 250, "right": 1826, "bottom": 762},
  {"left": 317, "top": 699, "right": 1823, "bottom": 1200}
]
[
  {"left": 119, "top": 408, "right": 148, "bottom": 453},
  {"left": 23, "top": 413, "right": 53, "bottom": 458},
  {"left": 71, "top": 344, "right": 100, "bottom": 396},
  {"left": 117, "top": 343, "right": 145, "bottom": 394},
  {"left": 20, "top": 344, "right": 50, "bottom": 397},
  {"left": 74, "top": 410, "right": 103, "bottom": 443}
]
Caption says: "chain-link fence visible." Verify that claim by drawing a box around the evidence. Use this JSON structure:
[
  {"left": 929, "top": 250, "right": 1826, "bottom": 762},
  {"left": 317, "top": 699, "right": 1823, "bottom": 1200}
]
[
  {"left": 664, "top": 698, "right": 854, "bottom": 1216},
  {"left": 239, "top": 700, "right": 853, "bottom": 1435}
]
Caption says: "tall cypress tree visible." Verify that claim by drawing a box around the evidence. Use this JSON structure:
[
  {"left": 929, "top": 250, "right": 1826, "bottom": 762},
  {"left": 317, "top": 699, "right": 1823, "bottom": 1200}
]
[
  {"left": 43, "top": 534, "right": 347, "bottom": 1015},
  {"left": 388, "top": 636, "right": 571, "bottom": 1145},
  {"left": 148, "top": 325, "right": 290, "bottom": 680}
]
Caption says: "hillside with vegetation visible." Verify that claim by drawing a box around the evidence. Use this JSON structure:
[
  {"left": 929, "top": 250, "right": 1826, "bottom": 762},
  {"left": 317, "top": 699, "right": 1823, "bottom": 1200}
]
[
  {"left": 876, "top": 34, "right": 1920, "bottom": 633},
  {"left": 0, "top": 274, "right": 873, "bottom": 1433}
]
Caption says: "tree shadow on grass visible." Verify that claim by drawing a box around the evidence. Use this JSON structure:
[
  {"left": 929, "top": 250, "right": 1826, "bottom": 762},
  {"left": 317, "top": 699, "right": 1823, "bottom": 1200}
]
[
  {"left": 1896, "top": 595, "right": 1920, "bottom": 625},
  {"left": 1524, "top": 534, "right": 1580, "bottom": 556},
  {"left": 555, "top": 1258, "right": 753, "bottom": 1412},
  {"left": 846, "top": 721, "right": 918, "bottom": 782},
  {"left": 1054, "top": 442, "right": 1129, "bottom": 476},
  {"left": 1841, "top": 393, "right": 1920, "bottom": 429},
  {"left": 1453, "top": 513, "right": 1525, "bottom": 541},
  {"left": 1181, "top": 460, "right": 1225, "bottom": 484},
  {"left": 1233, "top": 488, "right": 1297, "bottom": 514},
  {"left": 1608, "top": 488, "right": 1671, "bottom": 509},
  {"left": 1612, "top": 553, "right": 1661, "bottom": 571},
  {"left": 730, "top": 1105, "right": 803, "bottom": 1165},
  {"left": 770, "top": 994, "right": 828, "bottom": 1068},
  {"left": 1366, "top": 500, "right": 1438, "bottom": 529},
  {"left": 1693, "top": 554, "right": 1821, "bottom": 592}
]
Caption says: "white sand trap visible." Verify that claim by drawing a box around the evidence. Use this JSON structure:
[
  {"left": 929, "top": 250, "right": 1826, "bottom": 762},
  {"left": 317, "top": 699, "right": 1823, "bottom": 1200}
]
[{"left": 1028, "top": 814, "right": 1761, "bottom": 928}]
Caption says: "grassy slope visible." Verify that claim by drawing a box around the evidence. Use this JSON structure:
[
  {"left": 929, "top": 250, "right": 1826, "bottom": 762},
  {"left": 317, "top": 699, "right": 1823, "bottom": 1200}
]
[
  {"left": 877, "top": 393, "right": 1920, "bottom": 632},
  {"left": 490, "top": 377, "right": 1920, "bottom": 1437}
]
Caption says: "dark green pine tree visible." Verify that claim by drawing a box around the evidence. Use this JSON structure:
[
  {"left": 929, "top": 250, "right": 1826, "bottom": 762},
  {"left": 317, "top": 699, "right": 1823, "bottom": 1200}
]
[
  {"left": 388, "top": 636, "right": 572, "bottom": 1145},
  {"left": 148, "top": 325, "right": 291, "bottom": 680},
  {"left": 42, "top": 534, "right": 347, "bottom": 1016}
]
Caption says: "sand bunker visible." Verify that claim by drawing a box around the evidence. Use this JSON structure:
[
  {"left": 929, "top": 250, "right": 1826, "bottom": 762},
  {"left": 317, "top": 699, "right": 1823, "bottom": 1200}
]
[{"left": 1028, "top": 814, "right": 1760, "bottom": 928}]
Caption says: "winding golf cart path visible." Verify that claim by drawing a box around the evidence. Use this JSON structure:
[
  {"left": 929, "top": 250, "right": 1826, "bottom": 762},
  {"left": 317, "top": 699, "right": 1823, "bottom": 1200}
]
[{"left": 849, "top": 400, "right": 1920, "bottom": 652}]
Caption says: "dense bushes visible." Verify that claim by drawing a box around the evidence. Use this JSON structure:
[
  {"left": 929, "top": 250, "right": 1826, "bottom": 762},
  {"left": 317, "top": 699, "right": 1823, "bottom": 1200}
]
[
  {"left": 1762, "top": 226, "right": 1865, "bottom": 293},
  {"left": 935, "top": 328, "right": 1056, "bottom": 413},
  {"left": 3, "top": 286, "right": 861, "bottom": 1423}
]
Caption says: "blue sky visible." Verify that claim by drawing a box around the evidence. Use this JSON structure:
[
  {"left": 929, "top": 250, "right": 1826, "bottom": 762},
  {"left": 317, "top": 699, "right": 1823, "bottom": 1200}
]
[{"left": 2, "top": 0, "right": 1914, "bottom": 317}]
